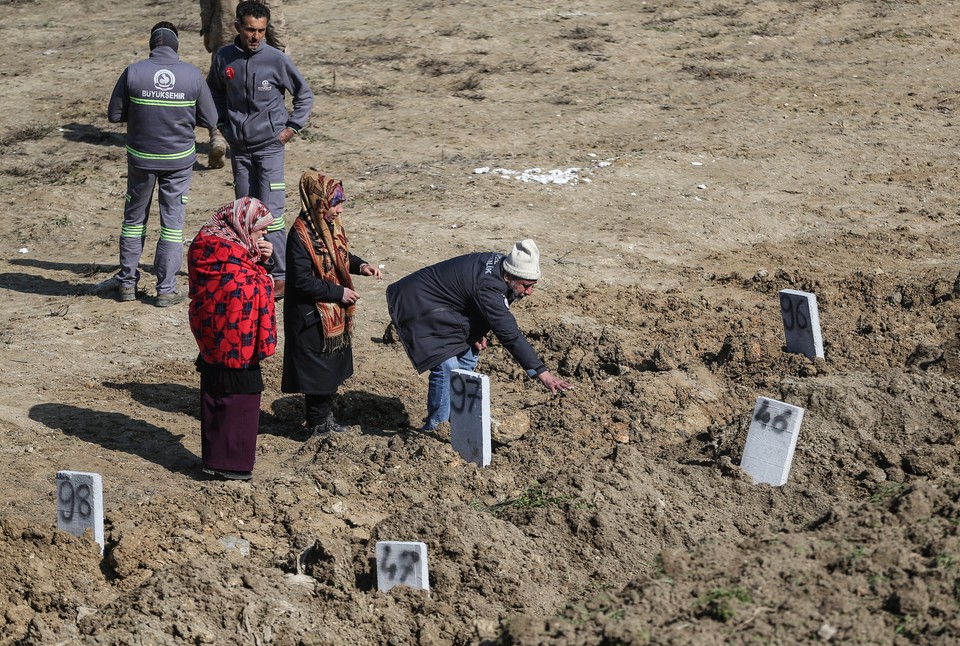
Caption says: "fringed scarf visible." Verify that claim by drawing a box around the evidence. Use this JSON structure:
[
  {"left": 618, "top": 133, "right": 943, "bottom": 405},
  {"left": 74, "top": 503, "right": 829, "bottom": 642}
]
[
  {"left": 188, "top": 197, "right": 277, "bottom": 368},
  {"left": 294, "top": 172, "right": 355, "bottom": 352}
]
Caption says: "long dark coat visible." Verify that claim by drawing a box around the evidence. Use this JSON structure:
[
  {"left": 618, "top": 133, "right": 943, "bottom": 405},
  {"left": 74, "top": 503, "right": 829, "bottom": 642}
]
[{"left": 280, "top": 228, "right": 366, "bottom": 395}]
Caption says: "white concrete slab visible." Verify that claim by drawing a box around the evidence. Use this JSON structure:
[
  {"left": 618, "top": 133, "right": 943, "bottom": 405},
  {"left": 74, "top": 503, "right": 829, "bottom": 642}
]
[
  {"left": 449, "top": 369, "right": 491, "bottom": 467},
  {"left": 740, "top": 397, "right": 805, "bottom": 486},
  {"left": 376, "top": 541, "right": 429, "bottom": 592},
  {"left": 779, "top": 289, "right": 824, "bottom": 358},
  {"left": 55, "top": 470, "right": 104, "bottom": 553}
]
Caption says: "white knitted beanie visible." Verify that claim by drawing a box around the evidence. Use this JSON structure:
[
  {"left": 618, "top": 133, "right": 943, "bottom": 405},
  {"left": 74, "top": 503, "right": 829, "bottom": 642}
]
[{"left": 502, "top": 239, "right": 541, "bottom": 281}]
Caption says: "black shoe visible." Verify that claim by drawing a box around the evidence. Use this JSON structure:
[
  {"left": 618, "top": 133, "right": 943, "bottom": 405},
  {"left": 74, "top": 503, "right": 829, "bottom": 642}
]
[
  {"left": 327, "top": 412, "right": 348, "bottom": 434},
  {"left": 309, "top": 413, "right": 348, "bottom": 437},
  {"left": 202, "top": 467, "right": 253, "bottom": 481},
  {"left": 156, "top": 290, "right": 186, "bottom": 308},
  {"left": 118, "top": 285, "right": 137, "bottom": 302}
]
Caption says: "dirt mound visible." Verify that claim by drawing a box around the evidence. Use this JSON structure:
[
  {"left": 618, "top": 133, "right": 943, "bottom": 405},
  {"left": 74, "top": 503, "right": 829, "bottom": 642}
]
[{"left": 4, "top": 0, "right": 960, "bottom": 643}]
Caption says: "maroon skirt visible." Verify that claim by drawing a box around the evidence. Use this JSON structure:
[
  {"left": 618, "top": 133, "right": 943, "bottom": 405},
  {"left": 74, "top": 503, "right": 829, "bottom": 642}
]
[{"left": 199, "top": 373, "right": 262, "bottom": 472}]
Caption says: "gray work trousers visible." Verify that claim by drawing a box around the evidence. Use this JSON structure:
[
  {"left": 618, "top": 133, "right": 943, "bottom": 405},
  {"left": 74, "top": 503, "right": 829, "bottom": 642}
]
[
  {"left": 118, "top": 164, "right": 192, "bottom": 294},
  {"left": 230, "top": 140, "right": 287, "bottom": 280}
]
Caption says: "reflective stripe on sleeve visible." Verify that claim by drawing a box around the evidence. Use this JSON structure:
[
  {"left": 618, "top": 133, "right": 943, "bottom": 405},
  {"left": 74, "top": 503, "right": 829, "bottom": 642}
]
[{"left": 266, "top": 215, "right": 285, "bottom": 232}]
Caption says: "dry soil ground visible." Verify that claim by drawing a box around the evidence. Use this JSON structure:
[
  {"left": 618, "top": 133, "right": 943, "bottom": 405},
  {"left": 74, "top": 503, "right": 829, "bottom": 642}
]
[{"left": 2, "top": 0, "right": 960, "bottom": 644}]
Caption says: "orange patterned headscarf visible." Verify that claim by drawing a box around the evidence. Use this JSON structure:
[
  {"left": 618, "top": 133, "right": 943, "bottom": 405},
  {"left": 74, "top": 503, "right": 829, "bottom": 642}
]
[{"left": 294, "top": 172, "right": 355, "bottom": 351}]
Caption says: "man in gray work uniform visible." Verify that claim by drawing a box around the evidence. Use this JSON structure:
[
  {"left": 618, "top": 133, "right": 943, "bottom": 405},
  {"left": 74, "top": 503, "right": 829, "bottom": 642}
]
[
  {"left": 108, "top": 22, "right": 217, "bottom": 307},
  {"left": 198, "top": 0, "right": 290, "bottom": 169},
  {"left": 207, "top": 1, "right": 314, "bottom": 300}
]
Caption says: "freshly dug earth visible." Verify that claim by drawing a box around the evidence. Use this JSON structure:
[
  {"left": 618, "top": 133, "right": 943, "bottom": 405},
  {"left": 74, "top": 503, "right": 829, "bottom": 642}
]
[{"left": 2, "top": 0, "right": 960, "bottom": 644}]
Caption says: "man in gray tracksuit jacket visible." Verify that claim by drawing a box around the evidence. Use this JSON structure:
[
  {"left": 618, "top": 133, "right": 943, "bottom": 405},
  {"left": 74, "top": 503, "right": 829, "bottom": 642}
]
[
  {"left": 108, "top": 22, "right": 217, "bottom": 306},
  {"left": 206, "top": 1, "right": 314, "bottom": 299}
]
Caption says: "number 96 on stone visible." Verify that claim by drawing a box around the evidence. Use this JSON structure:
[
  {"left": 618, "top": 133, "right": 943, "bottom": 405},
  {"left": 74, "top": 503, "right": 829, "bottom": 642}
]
[{"left": 779, "top": 289, "right": 823, "bottom": 359}]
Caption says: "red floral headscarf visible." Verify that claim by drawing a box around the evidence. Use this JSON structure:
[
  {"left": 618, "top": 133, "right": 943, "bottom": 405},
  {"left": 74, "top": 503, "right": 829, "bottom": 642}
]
[{"left": 196, "top": 197, "right": 273, "bottom": 258}]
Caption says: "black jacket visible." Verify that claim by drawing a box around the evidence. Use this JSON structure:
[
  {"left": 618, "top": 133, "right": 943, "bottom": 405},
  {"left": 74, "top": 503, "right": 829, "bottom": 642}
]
[
  {"left": 386, "top": 252, "right": 546, "bottom": 375},
  {"left": 280, "top": 228, "right": 365, "bottom": 395}
]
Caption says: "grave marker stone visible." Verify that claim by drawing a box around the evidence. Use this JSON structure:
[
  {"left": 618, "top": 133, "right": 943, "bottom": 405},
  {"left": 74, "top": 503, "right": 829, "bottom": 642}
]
[
  {"left": 740, "top": 397, "right": 805, "bottom": 486},
  {"left": 779, "top": 289, "right": 824, "bottom": 358},
  {"left": 376, "top": 541, "right": 429, "bottom": 592},
  {"left": 449, "top": 369, "right": 491, "bottom": 467},
  {"left": 55, "top": 470, "right": 104, "bottom": 553}
]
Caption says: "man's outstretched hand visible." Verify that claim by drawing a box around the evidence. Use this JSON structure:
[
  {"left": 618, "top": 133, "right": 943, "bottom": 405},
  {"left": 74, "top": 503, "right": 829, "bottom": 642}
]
[{"left": 538, "top": 370, "right": 573, "bottom": 394}]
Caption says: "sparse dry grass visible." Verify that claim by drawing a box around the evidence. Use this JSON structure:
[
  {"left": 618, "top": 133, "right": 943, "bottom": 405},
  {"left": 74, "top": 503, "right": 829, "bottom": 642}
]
[
  {"left": 437, "top": 25, "right": 463, "bottom": 37},
  {"left": 417, "top": 59, "right": 469, "bottom": 76},
  {"left": 453, "top": 74, "right": 484, "bottom": 101},
  {"left": 417, "top": 59, "right": 488, "bottom": 77},
  {"left": 454, "top": 75, "right": 481, "bottom": 92},
  {"left": 680, "top": 63, "right": 748, "bottom": 81},
  {"left": 561, "top": 26, "right": 599, "bottom": 40},
  {"left": 0, "top": 123, "right": 53, "bottom": 147}
]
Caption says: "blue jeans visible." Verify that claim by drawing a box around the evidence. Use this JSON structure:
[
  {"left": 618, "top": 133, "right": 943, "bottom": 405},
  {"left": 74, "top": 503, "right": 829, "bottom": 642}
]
[{"left": 423, "top": 348, "right": 479, "bottom": 430}]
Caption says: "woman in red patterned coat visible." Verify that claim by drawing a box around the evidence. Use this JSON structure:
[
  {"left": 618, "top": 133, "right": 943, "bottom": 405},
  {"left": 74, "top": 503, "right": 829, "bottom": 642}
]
[{"left": 188, "top": 197, "right": 277, "bottom": 480}]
